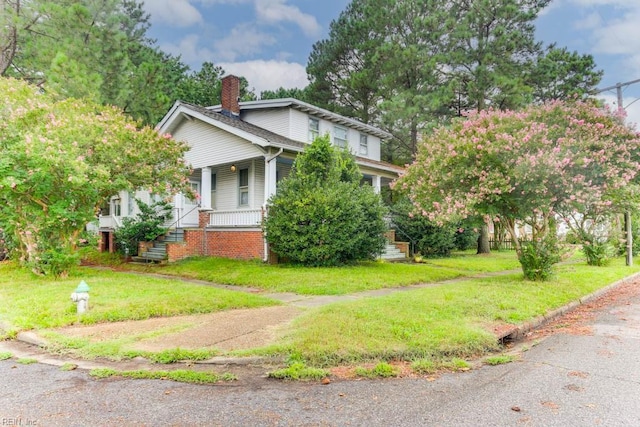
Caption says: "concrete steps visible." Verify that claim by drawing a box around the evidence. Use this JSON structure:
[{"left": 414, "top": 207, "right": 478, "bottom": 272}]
[
  {"left": 133, "top": 229, "right": 184, "bottom": 263},
  {"left": 380, "top": 243, "right": 407, "bottom": 261}
]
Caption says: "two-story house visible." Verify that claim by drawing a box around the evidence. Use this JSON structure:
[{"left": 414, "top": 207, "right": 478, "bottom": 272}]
[{"left": 98, "top": 75, "right": 404, "bottom": 262}]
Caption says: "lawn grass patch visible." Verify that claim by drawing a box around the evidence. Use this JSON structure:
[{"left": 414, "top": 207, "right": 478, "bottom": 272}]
[
  {"left": 60, "top": 363, "right": 78, "bottom": 371},
  {"left": 0, "top": 351, "right": 12, "bottom": 360},
  {"left": 422, "top": 250, "right": 521, "bottom": 272},
  {"left": 16, "top": 358, "right": 37, "bottom": 365},
  {"left": 484, "top": 354, "right": 516, "bottom": 365},
  {"left": 0, "top": 261, "right": 279, "bottom": 331},
  {"left": 268, "top": 362, "right": 329, "bottom": 381},
  {"left": 262, "top": 257, "right": 640, "bottom": 367},
  {"left": 354, "top": 362, "right": 398, "bottom": 378},
  {"left": 40, "top": 330, "right": 219, "bottom": 362},
  {"left": 118, "top": 253, "right": 522, "bottom": 295},
  {"left": 89, "top": 368, "right": 235, "bottom": 384}
]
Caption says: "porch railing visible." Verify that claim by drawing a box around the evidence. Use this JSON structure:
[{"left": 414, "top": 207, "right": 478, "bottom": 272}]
[
  {"left": 98, "top": 215, "right": 122, "bottom": 229},
  {"left": 209, "top": 209, "right": 263, "bottom": 227}
]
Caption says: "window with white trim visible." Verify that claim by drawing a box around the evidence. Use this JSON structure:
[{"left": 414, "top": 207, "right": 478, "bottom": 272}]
[
  {"left": 334, "top": 126, "right": 348, "bottom": 148},
  {"left": 359, "top": 133, "right": 368, "bottom": 155},
  {"left": 308, "top": 117, "right": 319, "bottom": 142},
  {"left": 239, "top": 168, "right": 249, "bottom": 206}
]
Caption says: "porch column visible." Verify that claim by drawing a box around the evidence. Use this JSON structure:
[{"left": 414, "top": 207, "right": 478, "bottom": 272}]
[
  {"left": 373, "top": 175, "right": 382, "bottom": 194},
  {"left": 264, "top": 157, "right": 278, "bottom": 205},
  {"left": 201, "top": 167, "right": 212, "bottom": 210}
]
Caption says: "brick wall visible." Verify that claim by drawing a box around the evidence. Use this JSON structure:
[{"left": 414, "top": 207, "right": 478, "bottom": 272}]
[
  {"left": 206, "top": 230, "right": 264, "bottom": 260},
  {"left": 166, "top": 228, "right": 264, "bottom": 262}
]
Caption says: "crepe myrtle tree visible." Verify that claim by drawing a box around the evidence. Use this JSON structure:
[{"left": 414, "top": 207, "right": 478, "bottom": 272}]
[
  {"left": 394, "top": 100, "right": 640, "bottom": 279},
  {"left": 0, "top": 77, "right": 192, "bottom": 276}
]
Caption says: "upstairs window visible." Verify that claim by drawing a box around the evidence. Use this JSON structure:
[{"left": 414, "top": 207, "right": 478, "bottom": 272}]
[
  {"left": 334, "top": 126, "right": 348, "bottom": 148},
  {"left": 239, "top": 168, "right": 249, "bottom": 206},
  {"left": 308, "top": 117, "right": 319, "bottom": 142},
  {"left": 359, "top": 133, "right": 368, "bottom": 155}
]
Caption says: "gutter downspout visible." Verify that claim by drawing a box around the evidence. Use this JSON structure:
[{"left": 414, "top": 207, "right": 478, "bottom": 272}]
[{"left": 262, "top": 147, "right": 284, "bottom": 262}]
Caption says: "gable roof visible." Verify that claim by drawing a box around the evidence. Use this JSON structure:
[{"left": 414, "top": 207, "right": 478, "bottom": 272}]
[
  {"left": 157, "top": 100, "right": 403, "bottom": 175},
  {"left": 207, "top": 98, "right": 392, "bottom": 140}
]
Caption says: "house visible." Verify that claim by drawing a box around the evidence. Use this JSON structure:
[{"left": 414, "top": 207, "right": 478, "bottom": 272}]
[{"left": 97, "top": 75, "right": 405, "bottom": 262}]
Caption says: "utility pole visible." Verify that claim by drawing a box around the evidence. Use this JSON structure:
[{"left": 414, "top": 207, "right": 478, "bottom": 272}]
[{"left": 595, "top": 79, "right": 640, "bottom": 266}]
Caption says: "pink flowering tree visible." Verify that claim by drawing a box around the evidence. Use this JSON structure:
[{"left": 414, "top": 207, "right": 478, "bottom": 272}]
[
  {"left": 395, "top": 100, "right": 640, "bottom": 278},
  {"left": 0, "top": 78, "right": 192, "bottom": 276}
]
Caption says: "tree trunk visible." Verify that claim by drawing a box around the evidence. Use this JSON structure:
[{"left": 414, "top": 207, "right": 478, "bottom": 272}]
[{"left": 477, "top": 223, "right": 491, "bottom": 254}]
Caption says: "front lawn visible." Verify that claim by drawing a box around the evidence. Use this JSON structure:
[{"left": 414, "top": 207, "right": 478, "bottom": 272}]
[
  {"left": 121, "top": 251, "right": 523, "bottom": 295},
  {"left": 0, "top": 261, "right": 278, "bottom": 331},
  {"left": 251, "top": 258, "right": 640, "bottom": 366}
]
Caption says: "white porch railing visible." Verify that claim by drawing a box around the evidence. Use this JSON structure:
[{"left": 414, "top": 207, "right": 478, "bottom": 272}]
[
  {"left": 209, "top": 209, "right": 263, "bottom": 227},
  {"left": 98, "top": 215, "right": 122, "bottom": 229}
]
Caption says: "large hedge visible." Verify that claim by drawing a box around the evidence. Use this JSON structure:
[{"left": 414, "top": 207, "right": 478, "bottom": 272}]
[{"left": 263, "top": 135, "right": 387, "bottom": 266}]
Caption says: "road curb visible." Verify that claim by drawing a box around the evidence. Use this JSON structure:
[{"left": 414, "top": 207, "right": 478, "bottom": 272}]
[{"left": 498, "top": 270, "right": 640, "bottom": 342}]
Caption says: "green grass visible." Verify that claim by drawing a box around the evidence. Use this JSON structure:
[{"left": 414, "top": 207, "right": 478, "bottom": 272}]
[
  {"left": 484, "top": 354, "right": 517, "bottom": 365},
  {"left": 421, "top": 250, "right": 522, "bottom": 272},
  {"left": 16, "top": 358, "right": 37, "bottom": 365},
  {"left": 258, "top": 257, "right": 640, "bottom": 366},
  {"left": 119, "top": 252, "right": 524, "bottom": 295},
  {"left": 89, "top": 368, "right": 236, "bottom": 384},
  {"left": 40, "top": 329, "right": 220, "bottom": 362},
  {"left": 354, "top": 362, "right": 398, "bottom": 378},
  {"left": 0, "top": 261, "right": 279, "bottom": 331},
  {"left": 267, "top": 362, "right": 329, "bottom": 381},
  {"left": 60, "top": 363, "right": 78, "bottom": 371},
  {"left": 0, "top": 352, "right": 12, "bottom": 360}
]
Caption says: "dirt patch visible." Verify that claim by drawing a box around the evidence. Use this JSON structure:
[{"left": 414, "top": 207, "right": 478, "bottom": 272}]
[{"left": 55, "top": 305, "right": 303, "bottom": 352}]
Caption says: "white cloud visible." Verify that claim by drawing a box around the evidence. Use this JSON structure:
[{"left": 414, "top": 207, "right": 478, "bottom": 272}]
[
  {"left": 255, "top": 0, "right": 322, "bottom": 37},
  {"left": 573, "top": 12, "right": 602, "bottom": 30},
  {"left": 160, "top": 34, "right": 215, "bottom": 64},
  {"left": 218, "top": 60, "right": 308, "bottom": 93},
  {"left": 213, "top": 23, "right": 277, "bottom": 62},
  {"left": 143, "top": 0, "right": 203, "bottom": 27}
]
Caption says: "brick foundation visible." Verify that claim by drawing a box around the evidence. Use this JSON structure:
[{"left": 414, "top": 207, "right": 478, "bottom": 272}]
[{"left": 166, "top": 228, "right": 264, "bottom": 262}]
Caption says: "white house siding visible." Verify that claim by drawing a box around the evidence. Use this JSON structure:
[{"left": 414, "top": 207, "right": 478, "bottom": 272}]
[
  {"left": 173, "top": 119, "right": 265, "bottom": 169},
  {"left": 241, "top": 109, "right": 291, "bottom": 138},
  {"left": 210, "top": 158, "right": 265, "bottom": 211},
  {"left": 289, "top": 109, "right": 311, "bottom": 142}
]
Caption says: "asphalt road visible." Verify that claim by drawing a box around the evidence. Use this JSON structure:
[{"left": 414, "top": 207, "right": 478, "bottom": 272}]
[{"left": 1, "top": 286, "right": 640, "bottom": 426}]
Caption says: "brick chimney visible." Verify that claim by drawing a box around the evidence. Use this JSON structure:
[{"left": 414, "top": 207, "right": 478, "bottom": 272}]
[{"left": 221, "top": 74, "right": 240, "bottom": 117}]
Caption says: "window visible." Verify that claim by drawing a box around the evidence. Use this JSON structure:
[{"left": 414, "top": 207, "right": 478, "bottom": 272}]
[
  {"left": 188, "top": 181, "right": 200, "bottom": 204},
  {"left": 359, "top": 133, "right": 368, "bottom": 155},
  {"left": 113, "top": 198, "right": 121, "bottom": 217},
  {"left": 239, "top": 168, "right": 249, "bottom": 206},
  {"left": 308, "top": 117, "right": 319, "bottom": 142},
  {"left": 334, "top": 126, "right": 348, "bottom": 148},
  {"left": 211, "top": 173, "right": 217, "bottom": 209}
]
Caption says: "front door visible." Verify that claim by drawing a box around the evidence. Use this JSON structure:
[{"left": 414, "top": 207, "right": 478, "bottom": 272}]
[{"left": 181, "top": 181, "right": 200, "bottom": 227}]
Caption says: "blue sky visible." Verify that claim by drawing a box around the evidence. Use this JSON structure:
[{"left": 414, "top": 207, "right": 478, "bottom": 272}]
[{"left": 144, "top": 0, "right": 640, "bottom": 125}]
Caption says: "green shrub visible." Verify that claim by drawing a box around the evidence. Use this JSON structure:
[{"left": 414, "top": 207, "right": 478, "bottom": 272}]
[
  {"left": 517, "top": 234, "right": 561, "bottom": 281},
  {"left": 390, "top": 198, "right": 458, "bottom": 258},
  {"left": 582, "top": 241, "right": 615, "bottom": 266},
  {"left": 264, "top": 136, "right": 387, "bottom": 266},
  {"left": 114, "top": 199, "right": 172, "bottom": 256}
]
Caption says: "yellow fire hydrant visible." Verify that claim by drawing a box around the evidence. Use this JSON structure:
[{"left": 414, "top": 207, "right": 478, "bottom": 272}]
[{"left": 70, "top": 280, "right": 90, "bottom": 314}]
